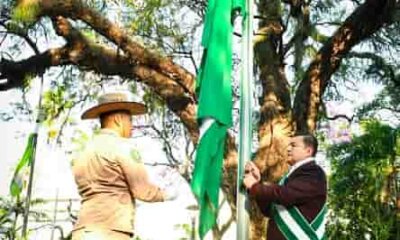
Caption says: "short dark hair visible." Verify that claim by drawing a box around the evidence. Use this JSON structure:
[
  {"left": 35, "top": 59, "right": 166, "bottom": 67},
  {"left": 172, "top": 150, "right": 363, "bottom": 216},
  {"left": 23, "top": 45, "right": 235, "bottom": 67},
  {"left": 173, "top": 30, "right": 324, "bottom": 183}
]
[{"left": 295, "top": 133, "right": 318, "bottom": 157}]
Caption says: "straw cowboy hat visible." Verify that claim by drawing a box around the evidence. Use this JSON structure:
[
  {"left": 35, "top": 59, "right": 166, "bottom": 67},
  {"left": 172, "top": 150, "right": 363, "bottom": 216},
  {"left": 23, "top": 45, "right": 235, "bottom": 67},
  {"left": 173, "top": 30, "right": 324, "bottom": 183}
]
[{"left": 81, "top": 92, "right": 147, "bottom": 119}]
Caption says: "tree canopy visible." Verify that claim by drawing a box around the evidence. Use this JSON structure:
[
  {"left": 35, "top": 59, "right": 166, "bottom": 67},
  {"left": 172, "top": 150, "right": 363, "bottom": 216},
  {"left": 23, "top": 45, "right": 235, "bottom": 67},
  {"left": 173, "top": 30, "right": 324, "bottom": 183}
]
[
  {"left": 1, "top": 0, "right": 400, "bottom": 239},
  {"left": 327, "top": 121, "right": 400, "bottom": 239}
]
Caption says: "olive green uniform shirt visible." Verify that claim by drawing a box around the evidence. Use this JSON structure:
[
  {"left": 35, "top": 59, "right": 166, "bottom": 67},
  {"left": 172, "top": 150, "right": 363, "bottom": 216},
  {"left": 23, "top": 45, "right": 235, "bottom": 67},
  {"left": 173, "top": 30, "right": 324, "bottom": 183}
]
[{"left": 72, "top": 129, "right": 165, "bottom": 234}]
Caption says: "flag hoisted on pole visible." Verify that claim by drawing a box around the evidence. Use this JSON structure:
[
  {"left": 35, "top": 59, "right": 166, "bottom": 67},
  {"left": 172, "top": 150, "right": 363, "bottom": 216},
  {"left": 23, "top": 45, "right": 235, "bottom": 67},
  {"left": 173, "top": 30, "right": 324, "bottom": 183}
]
[
  {"left": 191, "top": 0, "right": 244, "bottom": 239},
  {"left": 9, "top": 76, "right": 45, "bottom": 237},
  {"left": 237, "top": 0, "right": 253, "bottom": 239}
]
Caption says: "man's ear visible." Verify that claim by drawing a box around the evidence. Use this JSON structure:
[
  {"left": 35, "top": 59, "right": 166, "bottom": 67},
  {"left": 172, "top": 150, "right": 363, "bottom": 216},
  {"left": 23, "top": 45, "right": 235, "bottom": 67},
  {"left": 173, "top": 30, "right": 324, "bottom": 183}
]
[
  {"left": 306, "top": 146, "right": 313, "bottom": 156},
  {"left": 113, "top": 114, "right": 122, "bottom": 127}
]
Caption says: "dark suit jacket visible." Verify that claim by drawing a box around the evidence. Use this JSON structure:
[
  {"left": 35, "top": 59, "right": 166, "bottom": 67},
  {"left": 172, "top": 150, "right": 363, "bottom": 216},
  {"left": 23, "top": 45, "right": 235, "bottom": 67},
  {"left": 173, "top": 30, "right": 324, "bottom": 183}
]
[{"left": 249, "top": 161, "right": 327, "bottom": 240}]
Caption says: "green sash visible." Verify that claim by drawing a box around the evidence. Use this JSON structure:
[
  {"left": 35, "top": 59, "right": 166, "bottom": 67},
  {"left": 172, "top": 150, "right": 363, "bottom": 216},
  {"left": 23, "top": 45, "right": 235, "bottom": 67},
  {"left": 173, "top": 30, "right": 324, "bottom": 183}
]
[{"left": 272, "top": 175, "right": 327, "bottom": 240}]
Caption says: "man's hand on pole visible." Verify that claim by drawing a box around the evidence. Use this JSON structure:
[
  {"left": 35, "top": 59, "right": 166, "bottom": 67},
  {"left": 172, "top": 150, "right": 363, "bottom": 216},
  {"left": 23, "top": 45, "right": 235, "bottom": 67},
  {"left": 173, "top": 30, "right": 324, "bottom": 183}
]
[{"left": 243, "top": 161, "right": 261, "bottom": 190}]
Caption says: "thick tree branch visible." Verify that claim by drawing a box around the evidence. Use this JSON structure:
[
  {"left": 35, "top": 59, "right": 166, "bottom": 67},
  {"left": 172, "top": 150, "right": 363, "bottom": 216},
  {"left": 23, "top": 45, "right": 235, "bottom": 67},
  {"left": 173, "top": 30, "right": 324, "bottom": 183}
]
[
  {"left": 0, "top": 16, "right": 200, "bottom": 142},
  {"left": 347, "top": 51, "right": 397, "bottom": 85},
  {"left": 327, "top": 114, "right": 354, "bottom": 123},
  {"left": 293, "top": 0, "right": 397, "bottom": 133},
  {"left": 35, "top": 0, "right": 196, "bottom": 97},
  {"left": 0, "top": 51, "right": 57, "bottom": 90}
]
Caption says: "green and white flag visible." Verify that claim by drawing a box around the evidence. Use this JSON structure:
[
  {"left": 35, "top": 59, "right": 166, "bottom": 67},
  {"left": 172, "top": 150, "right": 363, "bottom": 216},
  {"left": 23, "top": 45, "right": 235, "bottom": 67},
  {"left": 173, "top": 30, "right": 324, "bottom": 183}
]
[
  {"left": 190, "top": 0, "right": 244, "bottom": 238},
  {"left": 10, "top": 133, "right": 37, "bottom": 198}
]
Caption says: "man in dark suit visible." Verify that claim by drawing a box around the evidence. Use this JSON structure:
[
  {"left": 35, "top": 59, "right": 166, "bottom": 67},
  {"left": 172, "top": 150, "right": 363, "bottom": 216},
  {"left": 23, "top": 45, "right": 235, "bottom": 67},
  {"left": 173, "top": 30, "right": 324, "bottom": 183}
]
[{"left": 243, "top": 134, "right": 327, "bottom": 240}]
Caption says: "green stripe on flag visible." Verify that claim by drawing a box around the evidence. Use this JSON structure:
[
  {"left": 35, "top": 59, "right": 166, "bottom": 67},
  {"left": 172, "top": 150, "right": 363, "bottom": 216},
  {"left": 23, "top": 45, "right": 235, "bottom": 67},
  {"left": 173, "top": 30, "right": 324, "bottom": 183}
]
[
  {"left": 10, "top": 133, "right": 37, "bottom": 198},
  {"left": 191, "top": 0, "right": 244, "bottom": 238},
  {"left": 191, "top": 121, "right": 227, "bottom": 238}
]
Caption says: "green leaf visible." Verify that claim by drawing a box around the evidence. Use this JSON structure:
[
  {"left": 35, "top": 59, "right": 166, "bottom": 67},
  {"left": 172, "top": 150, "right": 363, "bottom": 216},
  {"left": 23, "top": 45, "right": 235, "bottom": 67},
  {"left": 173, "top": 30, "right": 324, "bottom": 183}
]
[{"left": 12, "top": 1, "right": 40, "bottom": 24}]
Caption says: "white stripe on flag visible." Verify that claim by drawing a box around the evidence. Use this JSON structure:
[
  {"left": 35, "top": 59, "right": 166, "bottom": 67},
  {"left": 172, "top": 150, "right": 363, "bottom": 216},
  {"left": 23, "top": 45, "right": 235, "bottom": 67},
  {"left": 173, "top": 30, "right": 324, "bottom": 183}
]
[
  {"left": 275, "top": 204, "right": 310, "bottom": 240},
  {"left": 199, "top": 118, "right": 215, "bottom": 140}
]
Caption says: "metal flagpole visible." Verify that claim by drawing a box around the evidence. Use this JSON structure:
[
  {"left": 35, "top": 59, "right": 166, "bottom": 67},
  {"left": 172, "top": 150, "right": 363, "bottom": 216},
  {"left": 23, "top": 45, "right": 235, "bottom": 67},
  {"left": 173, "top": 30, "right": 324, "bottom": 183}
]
[
  {"left": 22, "top": 75, "right": 45, "bottom": 237},
  {"left": 237, "top": 0, "right": 253, "bottom": 239}
]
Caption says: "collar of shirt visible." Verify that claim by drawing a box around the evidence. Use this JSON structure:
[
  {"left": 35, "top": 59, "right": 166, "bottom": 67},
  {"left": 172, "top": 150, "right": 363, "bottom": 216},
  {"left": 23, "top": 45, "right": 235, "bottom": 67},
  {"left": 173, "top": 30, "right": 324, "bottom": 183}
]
[
  {"left": 99, "top": 128, "right": 119, "bottom": 136},
  {"left": 287, "top": 157, "right": 315, "bottom": 178}
]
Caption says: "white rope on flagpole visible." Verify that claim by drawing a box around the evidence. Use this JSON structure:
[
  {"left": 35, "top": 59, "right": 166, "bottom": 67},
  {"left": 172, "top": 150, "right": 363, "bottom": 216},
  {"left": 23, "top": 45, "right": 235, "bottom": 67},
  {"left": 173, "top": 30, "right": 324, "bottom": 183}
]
[{"left": 237, "top": 0, "right": 253, "bottom": 239}]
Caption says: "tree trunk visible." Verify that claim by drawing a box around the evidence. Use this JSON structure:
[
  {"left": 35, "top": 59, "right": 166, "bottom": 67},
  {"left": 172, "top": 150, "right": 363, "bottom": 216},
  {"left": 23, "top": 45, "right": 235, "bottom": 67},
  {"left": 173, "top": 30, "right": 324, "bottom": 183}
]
[{"left": 251, "top": 1, "right": 293, "bottom": 239}]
